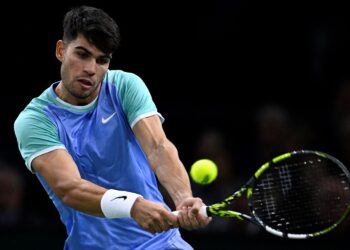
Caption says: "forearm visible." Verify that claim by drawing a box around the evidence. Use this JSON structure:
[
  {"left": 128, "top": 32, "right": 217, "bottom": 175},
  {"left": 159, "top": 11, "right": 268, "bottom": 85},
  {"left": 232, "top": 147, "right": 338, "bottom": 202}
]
[
  {"left": 33, "top": 149, "right": 107, "bottom": 217},
  {"left": 132, "top": 116, "right": 210, "bottom": 230},
  {"left": 148, "top": 139, "right": 193, "bottom": 207},
  {"left": 56, "top": 177, "right": 142, "bottom": 219},
  {"left": 132, "top": 116, "right": 193, "bottom": 206},
  {"left": 57, "top": 177, "right": 107, "bottom": 216}
]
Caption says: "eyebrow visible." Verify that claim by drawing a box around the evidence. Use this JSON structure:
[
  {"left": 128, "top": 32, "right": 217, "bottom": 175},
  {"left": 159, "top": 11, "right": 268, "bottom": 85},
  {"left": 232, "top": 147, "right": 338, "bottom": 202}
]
[{"left": 75, "top": 46, "right": 112, "bottom": 60}]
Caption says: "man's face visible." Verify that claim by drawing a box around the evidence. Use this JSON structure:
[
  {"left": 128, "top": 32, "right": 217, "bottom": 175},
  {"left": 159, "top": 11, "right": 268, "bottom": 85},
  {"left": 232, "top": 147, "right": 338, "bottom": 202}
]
[{"left": 55, "top": 34, "right": 112, "bottom": 105}]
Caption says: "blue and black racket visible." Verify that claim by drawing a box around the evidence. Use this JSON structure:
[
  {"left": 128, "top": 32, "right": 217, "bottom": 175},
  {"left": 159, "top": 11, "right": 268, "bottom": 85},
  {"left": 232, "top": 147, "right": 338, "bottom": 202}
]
[{"left": 196, "top": 150, "right": 350, "bottom": 239}]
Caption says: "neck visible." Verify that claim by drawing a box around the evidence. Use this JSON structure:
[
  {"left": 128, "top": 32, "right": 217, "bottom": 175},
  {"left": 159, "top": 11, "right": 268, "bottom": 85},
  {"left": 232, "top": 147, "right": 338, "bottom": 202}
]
[{"left": 54, "top": 81, "right": 100, "bottom": 106}]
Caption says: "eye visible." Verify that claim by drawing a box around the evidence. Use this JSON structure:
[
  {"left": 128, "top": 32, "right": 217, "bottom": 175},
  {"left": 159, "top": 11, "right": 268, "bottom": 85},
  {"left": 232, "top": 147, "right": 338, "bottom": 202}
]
[
  {"left": 97, "top": 57, "right": 110, "bottom": 65},
  {"left": 76, "top": 51, "right": 89, "bottom": 59}
]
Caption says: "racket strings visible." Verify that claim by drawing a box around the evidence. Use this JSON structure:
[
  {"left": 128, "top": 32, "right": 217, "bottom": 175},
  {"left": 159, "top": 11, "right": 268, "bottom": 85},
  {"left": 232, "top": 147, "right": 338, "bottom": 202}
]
[{"left": 251, "top": 156, "right": 350, "bottom": 235}]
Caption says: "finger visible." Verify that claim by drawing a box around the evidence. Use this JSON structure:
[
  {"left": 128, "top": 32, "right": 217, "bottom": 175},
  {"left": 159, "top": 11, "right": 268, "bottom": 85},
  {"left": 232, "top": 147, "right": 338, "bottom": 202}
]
[
  {"left": 183, "top": 207, "right": 208, "bottom": 230},
  {"left": 165, "top": 212, "right": 179, "bottom": 227},
  {"left": 180, "top": 197, "right": 204, "bottom": 211},
  {"left": 158, "top": 218, "right": 174, "bottom": 232},
  {"left": 176, "top": 208, "right": 187, "bottom": 228},
  {"left": 153, "top": 223, "right": 164, "bottom": 233},
  {"left": 190, "top": 200, "right": 205, "bottom": 215},
  {"left": 197, "top": 214, "right": 212, "bottom": 227},
  {"left": 188, "top": 209, "right": 201, "bottom": 229},
  {"left": 147, "top": 225, "right": 157, "bottom": 234},
  {"left": 178, "top": 207, "right": 195, "bottom": 231},
  {"left": 166, "top": 218, "right": 179, "bottom": 228},
  {"left": 154, "top": 212, "right": 176, "bottom": 232},
  {"left": 149, "top": 214, "right": 164, "bottom": 233}
]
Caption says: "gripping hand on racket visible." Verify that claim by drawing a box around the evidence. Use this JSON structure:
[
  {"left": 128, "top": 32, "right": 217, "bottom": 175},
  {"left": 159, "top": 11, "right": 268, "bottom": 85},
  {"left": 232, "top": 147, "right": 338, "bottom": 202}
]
[
  {"left": 175, "top": 197, "right": 212, "bottom": 231},
  {"left": 131, "top": 197, "right": 179, "bottom": 234},
  {"left": 131, "top": 196, "right": 210, "bottom": 233}
]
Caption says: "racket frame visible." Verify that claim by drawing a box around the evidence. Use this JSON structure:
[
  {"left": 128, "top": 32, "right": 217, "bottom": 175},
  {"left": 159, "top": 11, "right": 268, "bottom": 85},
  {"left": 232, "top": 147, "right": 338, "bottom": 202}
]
[{"left": 204, "top": 150, "right": 350, "bottom": 239}]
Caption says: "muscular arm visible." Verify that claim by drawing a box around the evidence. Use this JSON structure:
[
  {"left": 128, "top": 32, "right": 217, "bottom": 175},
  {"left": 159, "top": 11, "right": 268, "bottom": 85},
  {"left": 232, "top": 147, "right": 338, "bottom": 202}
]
[
  {"left": 133, "top": 115, "right": 210, "bottom": 230},
  {"left": 32, "top": 149, "right": 107, "bottom": 217},
  {"left": 32, "top": 140, "right": 179, "bottom": 233},
  {"left": 132, "top": 115, "right": 192, "bottom": 206}
]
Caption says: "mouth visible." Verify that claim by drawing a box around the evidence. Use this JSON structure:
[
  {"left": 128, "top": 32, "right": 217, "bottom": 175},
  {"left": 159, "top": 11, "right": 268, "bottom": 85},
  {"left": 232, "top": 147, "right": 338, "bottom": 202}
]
[{"left": 77, "top": 78, "right": 93, "bottom": 88}]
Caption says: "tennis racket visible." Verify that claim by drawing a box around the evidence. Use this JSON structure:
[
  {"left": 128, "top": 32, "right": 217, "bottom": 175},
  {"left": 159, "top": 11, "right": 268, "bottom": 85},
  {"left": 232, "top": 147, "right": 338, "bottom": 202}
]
[{"left": 182, "top": 150, "right": 350, "bottom": 239}]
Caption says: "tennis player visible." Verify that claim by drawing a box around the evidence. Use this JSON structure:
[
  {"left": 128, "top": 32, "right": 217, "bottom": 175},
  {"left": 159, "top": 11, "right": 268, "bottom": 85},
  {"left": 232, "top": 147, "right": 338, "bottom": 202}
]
[{"left": 13, "top": 5, "right": 210, "bottom": 250}]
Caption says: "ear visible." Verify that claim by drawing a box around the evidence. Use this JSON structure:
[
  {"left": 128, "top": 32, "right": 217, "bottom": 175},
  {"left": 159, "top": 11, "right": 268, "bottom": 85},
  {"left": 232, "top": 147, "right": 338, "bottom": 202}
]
[{"left": 55, "top": 40, "right": 65, "bottom": 62}]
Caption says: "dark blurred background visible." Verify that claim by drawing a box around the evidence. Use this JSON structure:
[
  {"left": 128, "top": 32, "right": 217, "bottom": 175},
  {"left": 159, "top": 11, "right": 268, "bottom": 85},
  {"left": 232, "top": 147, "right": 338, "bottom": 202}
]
[{"left": 1, "top": 0, "right": 350, "bottom": 249}]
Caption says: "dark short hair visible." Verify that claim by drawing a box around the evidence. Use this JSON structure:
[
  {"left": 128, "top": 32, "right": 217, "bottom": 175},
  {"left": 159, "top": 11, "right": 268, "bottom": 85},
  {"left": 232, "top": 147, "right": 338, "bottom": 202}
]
[{"left": 63, "top": 5, "right": 121, "bottom": 54}]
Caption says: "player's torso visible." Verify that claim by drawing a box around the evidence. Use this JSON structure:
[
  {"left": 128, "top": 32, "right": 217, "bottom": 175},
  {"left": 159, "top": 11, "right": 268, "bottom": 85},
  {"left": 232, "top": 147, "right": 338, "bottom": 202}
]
[
  {"left": 45, "top": 80, "right": 157, "bottom": 195},
  {"left": 45, "top": 81, "right": 173, "bottom": 248}
]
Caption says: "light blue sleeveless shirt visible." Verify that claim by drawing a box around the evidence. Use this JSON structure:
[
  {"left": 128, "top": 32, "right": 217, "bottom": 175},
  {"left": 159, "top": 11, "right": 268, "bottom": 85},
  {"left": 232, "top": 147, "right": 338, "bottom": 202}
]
[{"left": 14, "top": 70, "right": 190, "bottom": 250}]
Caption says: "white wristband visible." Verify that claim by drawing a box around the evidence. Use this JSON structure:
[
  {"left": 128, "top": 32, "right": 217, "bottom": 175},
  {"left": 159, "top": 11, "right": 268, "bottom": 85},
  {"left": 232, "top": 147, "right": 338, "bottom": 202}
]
[{"left": 100, "top": 189, "right": 142, "bottom": 218}]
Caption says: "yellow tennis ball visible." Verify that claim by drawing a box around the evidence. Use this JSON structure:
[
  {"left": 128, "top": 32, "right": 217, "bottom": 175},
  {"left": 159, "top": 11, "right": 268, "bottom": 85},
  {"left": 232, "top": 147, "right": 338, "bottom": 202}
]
[{"left": 190, "top": 159, "right": 218, "bottom": 185}]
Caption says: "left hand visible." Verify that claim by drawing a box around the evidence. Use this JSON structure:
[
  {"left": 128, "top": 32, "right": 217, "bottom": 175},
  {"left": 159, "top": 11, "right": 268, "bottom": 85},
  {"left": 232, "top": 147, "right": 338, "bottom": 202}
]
[{"left": 175, "top": 197, "right": 211, "bottom": 230}]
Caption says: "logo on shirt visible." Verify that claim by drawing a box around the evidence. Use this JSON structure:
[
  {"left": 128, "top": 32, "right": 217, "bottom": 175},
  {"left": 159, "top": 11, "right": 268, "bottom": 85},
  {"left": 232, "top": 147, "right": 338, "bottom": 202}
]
[
  {"left": 111, "top": 195, "right": 127, "bottom": 201},
  {"left": 102, "top": 112, "right": 116, "bottom": 124}
]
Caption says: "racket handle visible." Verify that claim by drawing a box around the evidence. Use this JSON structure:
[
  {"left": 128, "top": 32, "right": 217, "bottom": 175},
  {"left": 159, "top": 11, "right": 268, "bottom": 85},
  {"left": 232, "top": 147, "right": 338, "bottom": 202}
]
[{"left": 171, "top": 206, "right": 208, "bottom": 217}]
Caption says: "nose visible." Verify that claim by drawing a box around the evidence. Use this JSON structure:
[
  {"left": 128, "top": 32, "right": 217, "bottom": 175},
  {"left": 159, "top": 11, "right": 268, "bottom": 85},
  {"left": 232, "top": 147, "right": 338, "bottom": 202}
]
[{"left": 83, "top": 58, "right": 97, "bottom": 76}]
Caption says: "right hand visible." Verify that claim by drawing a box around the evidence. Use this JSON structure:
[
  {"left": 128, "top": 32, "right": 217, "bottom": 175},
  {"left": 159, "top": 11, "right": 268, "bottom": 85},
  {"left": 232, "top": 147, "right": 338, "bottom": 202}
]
[
  {"left": 130, "top": 197, "right": 179, "bottom": 234},
  {"left": 175, "top": 197, "right": 211, "bottom": 231}
]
